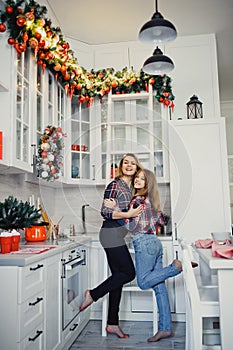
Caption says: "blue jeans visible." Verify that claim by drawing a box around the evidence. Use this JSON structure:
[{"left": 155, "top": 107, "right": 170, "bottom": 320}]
[{"left": 132, "top": 233, "right": 181, "bottom": 331}]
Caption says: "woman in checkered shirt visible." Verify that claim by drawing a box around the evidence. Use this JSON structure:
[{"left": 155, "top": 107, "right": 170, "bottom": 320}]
[
  {"left": 105, "top": 169, "right": 183, "bottom": 342},
  {"left": 80, "top": 153, "right": 143, "bottom": 338}
]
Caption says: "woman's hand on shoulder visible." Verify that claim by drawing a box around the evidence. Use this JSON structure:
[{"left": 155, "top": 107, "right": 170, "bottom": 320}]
[{"left": 126, "top": 204, "right": 143, "bottom": 218}]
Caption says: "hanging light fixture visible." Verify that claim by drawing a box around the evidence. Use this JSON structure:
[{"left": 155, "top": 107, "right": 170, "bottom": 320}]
[
  {"left": 139, "top": 0, "right": 177, "bottom": 44},
  {"left": 142, "top": 46, "right": 174, "bottom": 74}
]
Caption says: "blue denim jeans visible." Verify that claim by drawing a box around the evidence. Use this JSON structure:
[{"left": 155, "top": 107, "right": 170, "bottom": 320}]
[{"left": 132, "top": 233, "right": 181, "bottom": 331}]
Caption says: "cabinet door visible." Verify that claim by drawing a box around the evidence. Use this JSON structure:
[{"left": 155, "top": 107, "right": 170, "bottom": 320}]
[
  {"left": 14, "top": 50, "right": 33, "bottom": 170},
  {"left": 103, "top": 92, "right": 169, "bottom": 182},
  {"left": 169, "top": 119, "right": 231, "bottom": 242},
  {"left": 45, "top": 254, "right": 62, "bottom": 350}
]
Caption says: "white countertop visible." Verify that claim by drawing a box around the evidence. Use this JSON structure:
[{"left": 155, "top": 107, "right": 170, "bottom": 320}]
[
  {"left": 0, "top": 232, "right": 172, "bottom": 267},
  {"left": 193, "top": 246, "right": 233, "bottom": 269},
  {"left": 0, "top": 233, "right": 96, "bottom": 267}
]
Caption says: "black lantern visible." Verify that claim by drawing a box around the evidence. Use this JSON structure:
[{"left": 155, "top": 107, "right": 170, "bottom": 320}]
[{"left": 186, "top": 95, "right": 203, "bottom": 119}]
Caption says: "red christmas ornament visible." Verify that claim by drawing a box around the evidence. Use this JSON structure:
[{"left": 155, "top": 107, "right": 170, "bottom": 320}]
[
  {"left": 14, "top": 43, "right": 26, "bottom": 53},
  {"left": 149, "top": 77, "right": 155, "bottom": 85},
  {"left": 5, "top": 6, "right": 14, "bottom": 14},
  {"left": 8, "top": 37, "right": 15, "bottom": 45},
  {"left": 0, "top": 23, "right": 6, "bottom": 32},
  {"left": 159, "top": 97, "right": 164, "bottom": 103},
  {"left": 16, "top": 16, "right": 26, "bottom": 27},
  {"left": 164, "top": 99, "right": 170, "bottom": 106},
  {"left": 111, "top": 80, "right": 118, "bottom": 88}
]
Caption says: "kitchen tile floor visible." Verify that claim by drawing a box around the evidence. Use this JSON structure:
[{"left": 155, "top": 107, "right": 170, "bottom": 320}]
[{"left": 69, "top": 320, "right": 185, "bottom": 349}]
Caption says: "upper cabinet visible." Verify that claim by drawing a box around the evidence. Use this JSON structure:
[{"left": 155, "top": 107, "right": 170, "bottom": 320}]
[
  {"left": 65, "top": 88, "right": 169, "bottom": 185},
  {"left": 105, "top": 90, "right": 169, "bottom": 183},
  {"left": 0, "top": 44, "right": 68, "bottom": 174}
]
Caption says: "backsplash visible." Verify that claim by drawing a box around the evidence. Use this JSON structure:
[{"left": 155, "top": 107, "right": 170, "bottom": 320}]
[{"left": 0, "top": 173, "right": 171, "bottom": 234}]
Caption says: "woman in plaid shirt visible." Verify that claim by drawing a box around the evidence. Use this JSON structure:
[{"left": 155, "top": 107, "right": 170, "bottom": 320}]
[
  {"left": 80, "top": 153, "right": 143, "bottom": 338},
  {"left": 105, "top": 169, "right": 183, "bottom": 342}
]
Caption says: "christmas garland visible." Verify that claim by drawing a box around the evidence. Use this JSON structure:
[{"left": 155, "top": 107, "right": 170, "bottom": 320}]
[
  {"left": 0, "top": 0, "right": 175, "bottom": 108},
  {"left": 37, "top": 125, "right": 66, "bottom": 181}
]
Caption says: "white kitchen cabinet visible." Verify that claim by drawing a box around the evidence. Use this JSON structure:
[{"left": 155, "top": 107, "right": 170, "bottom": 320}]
[
  {"left": 169, "top": 118, "right": 231, "bottom": 243},
  {"left": 44, "top": 254, "right": 62, "bottom": 350},
  {"left": 0, "top": 261, "right": 45, "bottom": 349},
  {"left": 65, "top": 96, "right": 98, "bottom": 184},
  {"left": 89, "top": 240, "right": 107, "bottom": 320},
  {"left": 169, "top": 119, "right": 231, "bottom": 315},
  {"left": 104, "top": 89, "right": 169, "bottom": 183},
  {"left": 0, "top": 43, "right": 68, "bottom": 175}
]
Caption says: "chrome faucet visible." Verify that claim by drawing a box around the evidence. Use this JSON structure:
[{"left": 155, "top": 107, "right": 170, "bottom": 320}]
[{"left": 81, "top": 204, "right": 89, "bottom": 234}]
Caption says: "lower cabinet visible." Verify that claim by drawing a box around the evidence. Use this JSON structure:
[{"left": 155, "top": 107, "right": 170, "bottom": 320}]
[
  {"left": 45, "top": 254, "right": 62, "bottom": 350},
  {"left": 0, "top": 242, "right": 91, "bottom": 350},
  {"left": 89, "top": 237, "right": 175, "bottom": 323},
  {"left": 0, "top": 262, "right": 45, "bottom": 350}
]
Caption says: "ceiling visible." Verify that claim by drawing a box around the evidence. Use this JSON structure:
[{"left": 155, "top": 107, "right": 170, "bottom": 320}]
[{"left": 46, "top": 0, "right": 233, "bottom": 101}]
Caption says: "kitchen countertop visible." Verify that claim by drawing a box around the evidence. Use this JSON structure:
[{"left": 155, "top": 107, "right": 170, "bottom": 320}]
[
  {"left": 0, "top": 233, "right": 96, "bottom": 267},
  {"left": 0, "top": 232, "right": 172, "bottom": 267}
]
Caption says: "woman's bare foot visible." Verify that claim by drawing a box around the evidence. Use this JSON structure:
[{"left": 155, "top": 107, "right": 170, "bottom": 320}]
[
  {"left": 147, "top": 330, "right": 172, "bottom": 342},
  {"left": 173, "top": 259, "right": 183, "bottom": 272},
  {"left": 80, "top": 290, "right": 93, "bottom": 311},
  {"left": 106, "top": 325, "right": 129, "bottom": 338}
]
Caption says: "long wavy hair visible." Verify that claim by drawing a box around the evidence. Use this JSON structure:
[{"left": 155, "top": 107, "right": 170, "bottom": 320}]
[
  {"left": 133, "top": 169, "right": 161, "bottom": 211},
  {"left": 117, "top": 153, "right": 143, "bottom": 179}
]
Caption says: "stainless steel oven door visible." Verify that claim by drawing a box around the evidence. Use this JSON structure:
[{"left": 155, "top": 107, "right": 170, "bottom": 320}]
[{"left": 61, "top": 251, "right": 86, "bottom": 329}]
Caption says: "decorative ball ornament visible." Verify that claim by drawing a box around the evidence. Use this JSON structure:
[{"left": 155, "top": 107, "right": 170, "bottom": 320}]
[
  {"left": 16, "top": 16, "right": 26, "bottom": 27},
  {"left": 5, "top": 6, "right": 14, "bottom": 14},
  {"left": 0, "top": 23, "right": 6, "bottom": 32}
]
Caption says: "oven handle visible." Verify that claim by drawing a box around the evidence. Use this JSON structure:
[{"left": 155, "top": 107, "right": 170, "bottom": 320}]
[{"left": 65, "top": 258, "right": 85, "bottom": 271}]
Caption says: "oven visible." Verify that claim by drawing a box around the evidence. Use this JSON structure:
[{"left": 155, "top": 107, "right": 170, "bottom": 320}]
[{"left": 61, "top": 246, "right": 87, "bottom": 330}]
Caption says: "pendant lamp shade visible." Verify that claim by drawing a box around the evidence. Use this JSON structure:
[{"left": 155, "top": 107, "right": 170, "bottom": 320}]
[
  {"left": 142, "top": 47, "right": 174, "bottom": 74},
  {"left": 139, "top": 0, "right": 177, "bottom": 44}
]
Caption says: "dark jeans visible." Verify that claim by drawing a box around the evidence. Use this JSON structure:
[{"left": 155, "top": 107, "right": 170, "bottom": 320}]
[{"left": 90, "top": 225, "right": 135, "bottom": 325}]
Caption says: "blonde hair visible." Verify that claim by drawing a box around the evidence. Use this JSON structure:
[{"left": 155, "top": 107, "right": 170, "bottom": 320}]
[
  {"left": 117, "top": 153, "right": 143, "bottom": 178},
  {"left": 133, "top": 169, "right": 161, "bottom": 211}
]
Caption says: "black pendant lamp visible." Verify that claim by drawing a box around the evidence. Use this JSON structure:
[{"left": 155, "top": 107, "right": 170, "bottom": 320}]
[
  {"left": 142, "top": 46, "right": 174, "bottom": 74},
  {"left": 139, "top": 0, "right": 177, "bottom": 44}
]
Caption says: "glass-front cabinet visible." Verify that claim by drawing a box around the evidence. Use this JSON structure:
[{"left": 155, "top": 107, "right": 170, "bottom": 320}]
[
  {"left": 103, "top": 90, "right": 169, "bottom": 183},
  {"left": 67, "top": 95, "right": 95, "bottom": 183},
  {"left": 67, "top": 89, "right": 169, "bottom": 185},
  {"left": 13, "top": 51, "right": 67, "bottom": 173},
  {"left": 15, "top": 50, "right": 32, "bottom": 170}
]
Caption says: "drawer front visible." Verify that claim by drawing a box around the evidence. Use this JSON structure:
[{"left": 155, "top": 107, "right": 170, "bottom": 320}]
[
  {"left": 19, "top": 290, "right": 44, "bottom": 341},
  {"left": 18, "top": 261, "right": 45, "bottom": 303},
  {"left": 20, "top": 325, "right": 44, "bottom": 350}
]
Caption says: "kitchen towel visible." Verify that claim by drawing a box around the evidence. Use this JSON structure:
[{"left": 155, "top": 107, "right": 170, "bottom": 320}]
[{"left": 195, "top": 239, "right": 233, "bottom": 259}]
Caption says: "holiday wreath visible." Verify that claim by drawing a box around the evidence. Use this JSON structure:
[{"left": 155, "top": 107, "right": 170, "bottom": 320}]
[
  {"left": 37, "top": 125, "right": 66, "bottom": 181},
  {"left": 0, "top": 0, "right": 175, "bottom": 108}
]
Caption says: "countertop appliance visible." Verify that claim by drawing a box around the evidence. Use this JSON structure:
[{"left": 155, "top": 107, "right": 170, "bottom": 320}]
[{"left": 61, "top": 246, "right": 87, "bottom": 330}]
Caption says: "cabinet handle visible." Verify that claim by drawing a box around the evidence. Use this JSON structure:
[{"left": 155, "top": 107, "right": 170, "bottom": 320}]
[
  {"left": 30, "top": 263, "right": 43, "bottom": 271},
  {"left": 29, "top": 297, "right": 43, "bottom": 306},
  {"left": 82, "top": 249, "right": 86, "bottom": 266},
  {"left": 28, "top": 330, "right": 43, "bottom": 341},
  {"left": 70, "top": 323, "right": 79, "bottom": 331},
  {"left": 175, "top": 250, "right": 178, "bottom": 259}
]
